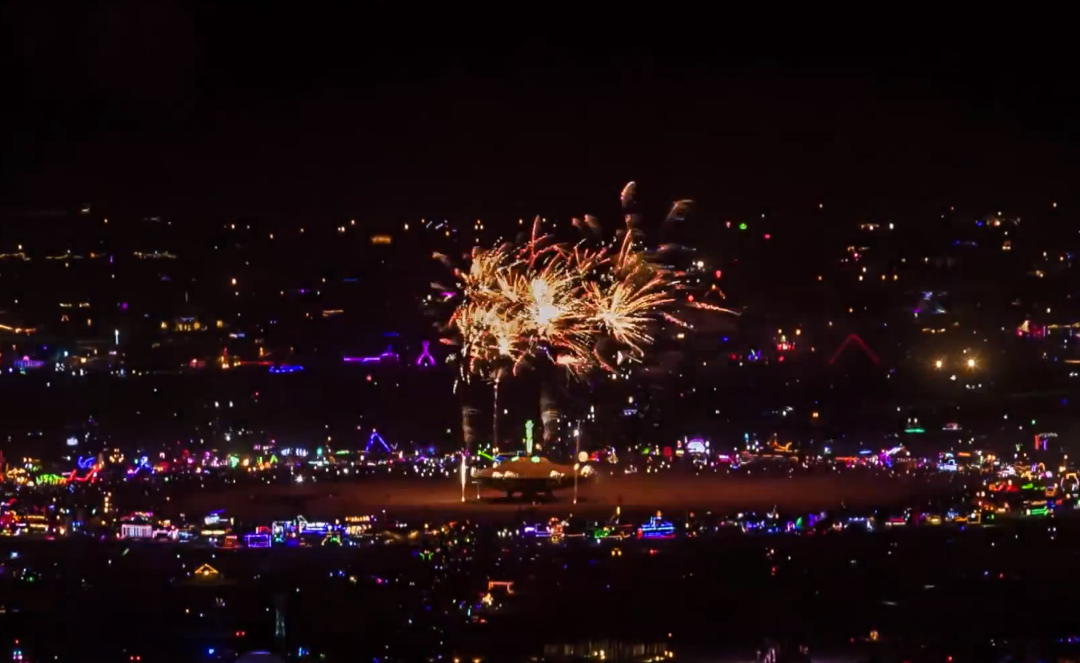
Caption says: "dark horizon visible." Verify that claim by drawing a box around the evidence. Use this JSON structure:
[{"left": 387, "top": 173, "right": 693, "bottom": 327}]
[{"left": 4, "top": 7, "right": 1079, "bottom": 223}]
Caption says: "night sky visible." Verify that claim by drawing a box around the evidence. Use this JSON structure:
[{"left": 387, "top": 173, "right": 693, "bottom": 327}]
[{"left": 4, "top": 6, "right": 1078, "bottom": 224}]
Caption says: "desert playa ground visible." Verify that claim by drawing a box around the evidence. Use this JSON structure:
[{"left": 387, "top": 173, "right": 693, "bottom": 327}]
[{"left": 180, "top": 471, "right": 957, "bottom": 521}]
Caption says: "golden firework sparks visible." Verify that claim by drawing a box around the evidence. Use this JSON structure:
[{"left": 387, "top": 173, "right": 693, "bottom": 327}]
[{"left": 437, "top": 181, "right": 734, "bottom": 380}]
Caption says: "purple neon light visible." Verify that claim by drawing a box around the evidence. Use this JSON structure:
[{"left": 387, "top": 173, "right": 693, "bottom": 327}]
[
  {"left": 415, "top": 341, "right": 435, "bottom": 367},
  {"left": 344, "top": 346, "right": 400, "bottom": 364},
  {"left": 365, "top": 431, "right": 391, "bottom": 454}
]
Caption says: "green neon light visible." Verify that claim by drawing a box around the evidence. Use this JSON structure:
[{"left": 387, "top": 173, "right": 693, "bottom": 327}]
[
  {"left": 478, "top": 451, "right": 496, "bottom": 462},
  {"left": 738, "top": 223, "right": 747, "bottom": 230},
  {"left": 904, "top": 428, "right": 925, "bottom": 434}
]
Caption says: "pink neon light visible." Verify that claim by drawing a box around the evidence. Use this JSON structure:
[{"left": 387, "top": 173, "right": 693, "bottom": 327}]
[
  {"left": 828, "top": 334, "right": 880, "bottom": 366},
  {"left": 415, "top": 341, "right": 435, "bottom": 367},
  {"left": 344, "top": 346, "right": 399, "bottom": 364}
]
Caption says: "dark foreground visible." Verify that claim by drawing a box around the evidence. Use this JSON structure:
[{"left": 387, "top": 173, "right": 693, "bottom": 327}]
[{"left": 2, "top": 516, "right": 1079, "bottom": 662}]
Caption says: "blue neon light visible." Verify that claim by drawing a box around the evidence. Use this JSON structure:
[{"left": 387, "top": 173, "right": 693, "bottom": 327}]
[{"left": 269, "top": 365, "right": 303, "bottom": 373}]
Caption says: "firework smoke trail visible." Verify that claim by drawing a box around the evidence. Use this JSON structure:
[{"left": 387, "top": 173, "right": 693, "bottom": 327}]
[
  {"left": 540, "top": 381, "right": 559, "bottom": 448},
  {"left": 664, "top": 199, "right": 694, "bottom": 224},
  {"left": 620, "top": 181, "right": 636, "bottom": 209},
  {"left": 492, "top": 366, "right": 506, "bottom": 448},
  {"left": 689, "top": 301, "right": 742, "bottom": 315}
]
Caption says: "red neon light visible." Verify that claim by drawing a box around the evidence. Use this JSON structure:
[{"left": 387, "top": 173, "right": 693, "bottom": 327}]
[
  {"left": 828, "top": 334, "right": 880, "bottom": 366},
  {"left": 65, "top": 465, "right": 100, "bottom": 483}
]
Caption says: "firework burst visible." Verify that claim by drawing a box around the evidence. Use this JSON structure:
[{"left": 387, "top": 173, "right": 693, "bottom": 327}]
[{"left": 438, "top": 183, "right": 733, "bottom": 382}]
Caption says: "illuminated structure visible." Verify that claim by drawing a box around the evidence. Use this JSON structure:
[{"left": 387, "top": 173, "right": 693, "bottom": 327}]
[
  {"left": 13, "top": 357, "right": 45, "bottom": 371},
  {"left": 296, "top": 516, "right": 334, "bottom": 535},
  {"left": 343, "top": 515, "right": 375, "bottom": 537},
  {"left": 271, "top": 520, "right": 296, "bottom": 544},
  {"left": 637, "top": 515, "right": 675, "bottom": 539},
  {"left": 685, "top": 438, "right": 709, "bottom": 455},
  {"left": 120, "top": 523, "right": 153, "bottom": 539},
  {"left": 244, "top": 533, "right": 271, "bottom": 548},
  {"left": 471, "top": 456, "right": 592, "bottom": 499}
]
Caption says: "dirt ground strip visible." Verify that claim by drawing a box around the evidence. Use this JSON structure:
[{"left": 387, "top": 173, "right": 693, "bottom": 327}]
[{"left": 179, "top": 472, "right": 956, "bottom": 521}]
